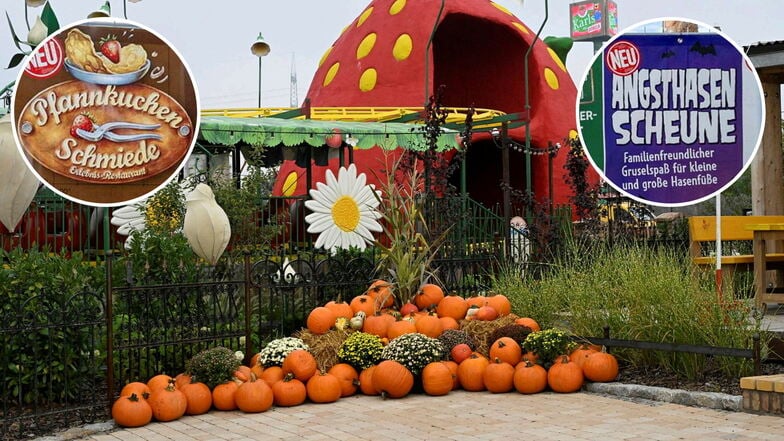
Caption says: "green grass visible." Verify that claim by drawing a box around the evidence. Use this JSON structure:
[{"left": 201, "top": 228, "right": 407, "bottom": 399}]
[{"left": 495, "top": 242, "right": 767, "bottom": 380}]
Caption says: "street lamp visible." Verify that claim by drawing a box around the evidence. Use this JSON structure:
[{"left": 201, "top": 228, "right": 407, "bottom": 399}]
[{"left": 250, "top": 33, "right": 271, "bottom": 109}]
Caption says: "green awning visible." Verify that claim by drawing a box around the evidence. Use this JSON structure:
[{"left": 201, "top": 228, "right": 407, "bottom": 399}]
[{"left": 198, "top": 116, "right": 461, "bottom": 152}]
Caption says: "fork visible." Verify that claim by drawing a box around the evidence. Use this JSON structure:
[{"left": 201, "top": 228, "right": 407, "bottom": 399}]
[{"left": 76, "top": 122, "right": 162, "bottom": 143}]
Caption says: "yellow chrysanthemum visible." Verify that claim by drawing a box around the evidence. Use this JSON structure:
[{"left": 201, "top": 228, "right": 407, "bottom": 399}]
[{"left": 304, "top": 164, "right": 382, "bottom": 252}]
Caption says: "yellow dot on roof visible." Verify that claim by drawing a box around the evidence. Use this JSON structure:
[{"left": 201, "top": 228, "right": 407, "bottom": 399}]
[
  {"left": 512, "top": 22, "right": 530, "bottom": 34},
  {"left": 324, "top": 62, "right": 340, "bottom": 87},
  {"left": 569, "top": 130, "right": 578, "bottom": 140},
  {"left": 359, "top": 68, "right": 377, "bottom": 92},
  {"left": 544, "top": 67, "right": 559, "bottom": 90},
  {"left": 357, "top": 33, "right": 377, "bottom": 60},
  {"left": 357, "top": 7, "right": 373, "bottom": 27},
  {"left": 548, "top": 47, "right": 566, "bottom": 72},
  {"left": 491, "top": 2, "right": 514, "bottom": 16},
  {"left": 282, "top": 172, "right": 298, "bottom": 197},
  {"left": 389, "top": 0, "right": 406, "bottom": 15},
  {"left": 319, "top": 46, "right": 333, "bottom": 67},
  {"left": 393, "top": 34, "right": 413, "bottom": 61}
]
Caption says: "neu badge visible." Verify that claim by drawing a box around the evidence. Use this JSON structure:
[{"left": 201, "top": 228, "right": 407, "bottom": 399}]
[{"left": 605, "top": 40, "right": 640, "bottom": 76}]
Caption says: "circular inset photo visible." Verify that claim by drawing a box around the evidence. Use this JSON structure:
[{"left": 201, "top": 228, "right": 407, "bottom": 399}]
[
  {"left": 12, "top": 18, "right": 199, "bottom": 207},
  {"left": 576, "top": 17, "right": 764, "bottom": 207}
]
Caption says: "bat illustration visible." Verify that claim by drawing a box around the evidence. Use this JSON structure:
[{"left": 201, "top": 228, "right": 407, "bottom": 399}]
[
  {"left": 690, "top": 41, "right": 716, "bottom": 56},
  {"left": 661, "top": 49, "right": 676, "bottom": 59}
]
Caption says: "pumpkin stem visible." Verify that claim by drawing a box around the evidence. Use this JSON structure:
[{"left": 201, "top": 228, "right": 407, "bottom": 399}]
[
  {"left": 128, "top": 393, "right": 140, "bottom": 402},
  {"left": 165, "top": 379, "right": 177, "bottom": 392},
  {"left": 498, "top": 340, "right": 506, "bottom": 348},
  {"left": 524, "top": 360, "right": 533, "bottom": 368},
  {"left": 283, "top": 372, "right": 296, "bottom": 382}
]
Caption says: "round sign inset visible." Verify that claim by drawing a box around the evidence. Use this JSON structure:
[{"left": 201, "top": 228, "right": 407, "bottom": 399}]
[
  {"left": 576, "top": 17, "right": 764, "bottom": 207},
  {"left": 11, "top": 18, "right": 200, "bottom": 207}
]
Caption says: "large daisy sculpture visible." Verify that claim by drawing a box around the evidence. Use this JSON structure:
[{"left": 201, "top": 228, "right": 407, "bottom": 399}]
[{"left": 304, "top": 163, "right": 383, "bottom": 252}]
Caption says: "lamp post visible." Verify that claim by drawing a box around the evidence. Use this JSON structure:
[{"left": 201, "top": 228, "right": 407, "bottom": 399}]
[{"left": 250, "top": 33, "right": 271, "bottom": 110}]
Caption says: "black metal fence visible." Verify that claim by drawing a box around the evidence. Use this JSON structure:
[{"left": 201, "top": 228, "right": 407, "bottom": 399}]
[{"left": 0, "top": 290, "right": 106, "bottom": 439}]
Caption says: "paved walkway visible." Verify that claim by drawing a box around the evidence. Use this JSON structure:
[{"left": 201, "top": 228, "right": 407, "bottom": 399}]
[{"left": 77, "top": 390, "right": 781, "bottom": 441}]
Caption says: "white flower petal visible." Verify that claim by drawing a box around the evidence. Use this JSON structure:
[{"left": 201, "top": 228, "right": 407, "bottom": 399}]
[{"left": 307, "top": 214, "right": 335, "bottom": 234}]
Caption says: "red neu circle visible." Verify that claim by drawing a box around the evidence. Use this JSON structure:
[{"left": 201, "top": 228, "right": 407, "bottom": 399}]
[
  {"left": 24, "top": 38, "right": 64, "bottom": 79},
  {"left": 605, "top": 40, "right": 640, "bottom": 76}
]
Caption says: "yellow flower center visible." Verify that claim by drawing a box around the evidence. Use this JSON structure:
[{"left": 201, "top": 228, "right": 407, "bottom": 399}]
[{"left": 332, "top": 196, "right": 360, "bottom": 232}]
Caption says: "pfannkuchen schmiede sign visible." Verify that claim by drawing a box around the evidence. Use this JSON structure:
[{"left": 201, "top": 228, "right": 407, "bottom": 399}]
[{"left": 577, "top": 19, "right": 764, "bottom": 206}]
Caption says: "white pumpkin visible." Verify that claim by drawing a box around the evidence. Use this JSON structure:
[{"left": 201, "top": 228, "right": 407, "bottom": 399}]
[
  {"left": 182, "top": 183, "right": 231, "bottom": 265},
  {"left": 0, "top": 114, "right": 39, "bottom": 231}
]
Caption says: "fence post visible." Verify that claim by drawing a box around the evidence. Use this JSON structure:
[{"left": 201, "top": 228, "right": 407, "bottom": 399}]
[
  {"left": 105, "top": 251, "right": 114, "bottom": 407},
  {"left": 603, "top": 325, "right": 611, "bottom": 354},
  {"left": 753, "top": 333, "right": 761, "bottom": 376},
  {"left": 244, "top": 251, "right": 252, "bottom": 363}
]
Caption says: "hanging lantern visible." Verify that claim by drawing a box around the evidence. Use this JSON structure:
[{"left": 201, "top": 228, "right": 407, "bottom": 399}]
[
  {"left": 182, "top": 183, "right": 231, "bottom": 265},
  {"left": 0, "top": 114, "right": 40, "bottom": 232}
]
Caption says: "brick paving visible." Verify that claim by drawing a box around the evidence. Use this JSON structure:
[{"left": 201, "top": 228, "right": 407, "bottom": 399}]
[{"left": 78, "top": 390, "right": 783, "bottom": 441}]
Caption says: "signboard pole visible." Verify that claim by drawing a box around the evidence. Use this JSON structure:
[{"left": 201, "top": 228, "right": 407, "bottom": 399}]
[{"left": 715, "top": 194, "right": 723, "bottom": 302}]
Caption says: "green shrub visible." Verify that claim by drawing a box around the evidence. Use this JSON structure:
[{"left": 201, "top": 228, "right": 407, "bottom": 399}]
[
  {"left": 186, "top": 346, "right": 241, "bottom": 389},
  {"left": 497, "top": 242, "right": 766, "bottom": 380},
  {"left": 0, "top": 248, "right": 104, "bottom": 404}
]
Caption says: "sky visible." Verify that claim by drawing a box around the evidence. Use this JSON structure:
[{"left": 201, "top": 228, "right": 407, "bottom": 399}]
[{"left": 1, "top": 0, "right": 783, "bottom": 110}]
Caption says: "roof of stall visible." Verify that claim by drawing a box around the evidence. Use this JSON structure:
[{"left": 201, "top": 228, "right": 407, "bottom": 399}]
[{"left": 198, "top": 115, "right": 463, "bottom": 152}]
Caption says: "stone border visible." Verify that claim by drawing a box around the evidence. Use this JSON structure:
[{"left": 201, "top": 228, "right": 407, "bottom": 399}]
[{"left": 585, "top": 382, "right": 742, "bottom": 411}]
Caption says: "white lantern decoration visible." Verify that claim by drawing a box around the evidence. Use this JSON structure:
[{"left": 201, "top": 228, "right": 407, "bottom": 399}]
[
  {"left": 0, "top": 114, "right": 39, "bottom": 232},
  {"left": 182, "top": 183, "right": 231, "bottom": 265}
]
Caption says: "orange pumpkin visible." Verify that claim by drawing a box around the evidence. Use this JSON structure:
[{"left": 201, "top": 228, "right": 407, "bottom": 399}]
[
  {"left": 306, "top": 372, "right": 342, "bottom": 403},
  {"left": 399, "top": 302, "right": 419, "bottom": 316},
  {"left": 547, "top": 355, "right": 584, "bottom": 393},
  {"left": 249, "top": 352, "right": 261, "bottom": 368},
  {"left": 282, "top": 349, "right": 317, "bottom": 382},
  {"left": 250, "top": 363, "right": 264, "bottom": 380},
  {"left": 457, "top": 353, "right": 489, "bottom": 392},
  {"left": 233, "top": 365, "right": 251, "bottom": 383},
  {"left": 483, "top": 359, "right": 515, "bottom": 393},
  {"left": 486, "top": 294, "right": 512, "bottom": 316},
  {"left": 363, "top": 313, "right": 394, "bottom": 338},
  {"left": 439, "top": 316, "right": 460, "bottom": 331},
  {"left": 373, "top": 360, "right": 414, "bottom": 398},
  {"left": 521, "top": 351, "right": 539, "bottom": 365},
  {"left": 415, "top": 284, "right": 445, "bottom": 310},
  {"left": 414, "top": 313, "right": 444, "bottom": 338},
  {"left": 569, "top": 344, "right": 600, "bottom": 369},
  {"left": 358, "top": 366, "right": 380, "bottom": 396},
  {"left": 260, "top": 365, "right": 284, "bottom": 387},
  {"left": 111, "top": 393, "right": 152, "bottom": 428},
  {"left": 235, "top": 375, "right": 274, "bottom": 413},
  {"left": 421, "top": 362, "right": 454, "bottom": 396},
  {"left": 442, "top": 360, "right": 460, "bottom": 390},
  {"left": 324, "top": 300, "right": 354, "bottom": 319},
  {"left": 211, "top": 381, "right": 239, "bottom": 411},
  {"left": 307, "top": 306, "right": 336, "bottom": 335},
  {"left": 180, "top": 382, "right": 212, "bottom": 415},
  {"left": 272, "top": 374, "right": 307, "bottom": 407},
  {"left": 148, "top": 381, "right": 187, "bottom": 422},
  {"left": 350, "top": 294, "right": 376, "bottom": 316},
  {"left": 119, "top": 382, "right": 151, "bottom": 399},
  {"left": 146, "top": 374, "right": 173, "bottom": 393},
  {"left": 450, "top": 343, "right": 473, "bottom": 364},
  {"left": 367, "top": 279, "right": 395, "bottom": 309},
  {"left": 436, "top": 295, "right": 469, "bottom": 320},
  {"left": 474, "top": 305, "right": 498, "bottom": 321},
  {"left": 582, "top": 350, "right": 619, "bottom": 382},
  {"left": 174, "top": 373, "right": 192, "bottom": 390},
  {"left": 489, "top": 337, "right": 522, "bottom": 365},
  {"left": 465, "top": 296, "right": 487, "bottom": 309},
  {"left": 328, "top": 363, "right": 359, "bottom": 397},
  {"left": 515, "top": 317, "right": 541, "bottom": 332},
  {"left": 387, "top": 319, "right": 417, "bottom": 340},
  {"left": 513, "top": 360, "right": 548, "bottom": 394}
]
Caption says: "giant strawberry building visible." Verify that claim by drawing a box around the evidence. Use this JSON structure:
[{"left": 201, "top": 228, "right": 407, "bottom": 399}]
[{"left": 200, "top": 0, "right": 581, "bottom": 217}]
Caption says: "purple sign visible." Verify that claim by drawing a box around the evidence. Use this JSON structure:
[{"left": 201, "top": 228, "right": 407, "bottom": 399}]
[{"left": 579, "top": 30, "right": 764, "bottom": 206}]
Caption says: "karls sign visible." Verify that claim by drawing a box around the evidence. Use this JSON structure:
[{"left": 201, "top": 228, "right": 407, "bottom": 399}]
[
  {"left": 569, "top": 1, "right": 618, "bottom": 41},
  {"left": 12, "top": 19, "right": 199, "bottom": 206},
  {"left": 578, "top": 25, "right": 764, "bottom": 206}
]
